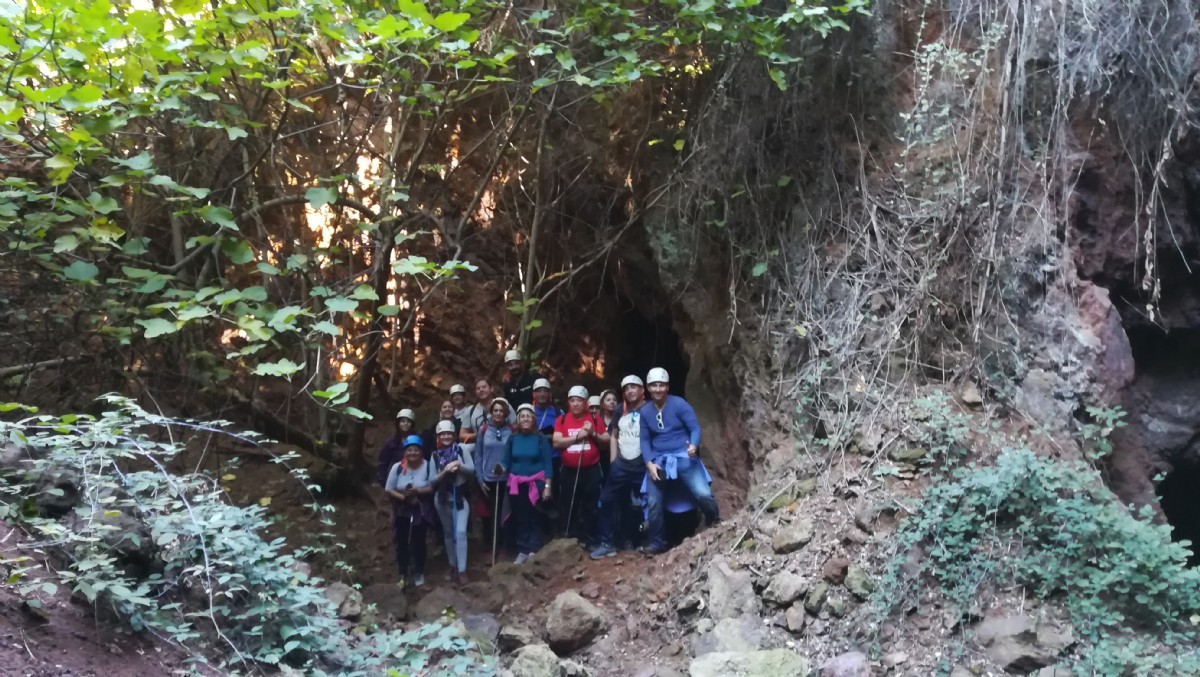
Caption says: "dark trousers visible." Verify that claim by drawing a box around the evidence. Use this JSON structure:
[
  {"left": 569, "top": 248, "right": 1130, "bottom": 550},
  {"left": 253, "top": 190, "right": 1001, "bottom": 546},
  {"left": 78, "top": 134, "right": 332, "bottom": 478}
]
[
  {"left": 646, "top": 456, "right": 719, "bottom": 550},
  {"left": 511, "top": 481, "right": 545, "bottom": 555},
  {"left": 597, "top": 461, "right": 646, "bottom": 547},
  {"left": 560, "top": 463, "right": 602, "bottom": 545},
  {"left": 394, "top": 516, "right": 427, "bottom": 578}
]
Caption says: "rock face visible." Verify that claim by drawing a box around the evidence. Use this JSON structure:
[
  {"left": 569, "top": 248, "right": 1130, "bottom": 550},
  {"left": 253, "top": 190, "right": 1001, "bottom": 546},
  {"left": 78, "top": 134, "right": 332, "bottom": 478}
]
[
  {"left": 324, "top": 582, "right": 363, "bottom": 620},
  {"left": 771, "top": 519, "right": 814, "bottom": 554},
  {"left": 689, "top": 649, "right": 810, "bottom": 677},
  {"left": 545, "top": 591, "right": 607, "bottom": 655},
  {"left": 974, "top": 614, "right": 1075, "bottom": 673},
  {"left": 762, "top": 571, "right": 807, "bottom": 605},
  {"left": 511, "top": 643, "right": 561, "bottom": 677},
  {"left": 690, "top": 616, "right": 763, "bottom": 656},
  {"left": 819, "top": 651, "right": 870, "bottom": 677},
  {"left": 706, "top": 558, "right": 761, "bottom": 619}
]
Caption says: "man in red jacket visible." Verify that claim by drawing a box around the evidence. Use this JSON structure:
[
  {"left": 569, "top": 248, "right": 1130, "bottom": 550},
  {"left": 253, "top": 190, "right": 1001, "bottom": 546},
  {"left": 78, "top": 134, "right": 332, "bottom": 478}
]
[{"left": 553, "top": 385, "right": 609, "bottom": 547}]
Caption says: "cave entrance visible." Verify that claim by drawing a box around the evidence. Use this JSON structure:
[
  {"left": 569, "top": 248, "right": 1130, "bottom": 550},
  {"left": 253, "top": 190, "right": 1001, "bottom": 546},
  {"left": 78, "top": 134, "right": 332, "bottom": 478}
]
[
  {"left": 1157, "top": 462, "right": 1200, "bottom": 566},
  {"left": 605, "top": 288, "right": 690, "bottom": 396}
]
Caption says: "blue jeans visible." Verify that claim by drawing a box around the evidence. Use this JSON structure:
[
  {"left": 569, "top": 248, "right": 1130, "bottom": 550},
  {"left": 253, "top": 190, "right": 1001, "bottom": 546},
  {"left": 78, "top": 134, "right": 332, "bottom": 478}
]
[
  {"left": 597, "top": 461, "right": 646, "bottom": 547},
  {"left": 645, "top": 455, "right": 718, "bottom": 549}
]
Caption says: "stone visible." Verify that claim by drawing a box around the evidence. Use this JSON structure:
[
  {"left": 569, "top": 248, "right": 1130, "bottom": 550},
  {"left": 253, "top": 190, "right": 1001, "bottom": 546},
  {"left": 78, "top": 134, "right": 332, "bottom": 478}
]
[
  {"left": 960, "top": 382, "right": 983, "bottom": 406},
  {"left": 804, "top": 582, "right": 828, "bottom": 615},
  {"left": 762, "top": 571, "right": 807, "bottom": 605},
  {"left": 819, "top": 650, "right": 870, "bottom": 677},
  {"left": 688, "top": 649, "right": 810, "bottom": 677},
  {"left": 974, "top": 614, "right": 1075, "bottom": 673},
  {"left": 691, "top": 616, "right": 764, "bottom": 656},
  {"left": 766, "top": 492, "right": 793, "bottom": 511},
  {"left": 706, "top": 558, "right": 760, "bottom": 620},
  {"left": 546, "top": 591, "right": 607, "bottom": 655},
  {"left": 498, "top": 625, "right": 538, "bottom": 653},
  {"left": 889, "top": 446, "right": 928, "bottom": 463},
  {"left": 826, "top": 594, "right": 848, "bottom": 618},
  {"left": 634, "top": 669, "right": 687, "bottom": 677},
  {"left": 676, "top": 594, "right": 702, "bottom": 614},
  {"left": 770, "top": 519, "right": 814, "bottom": 554},
  {"left": 324, "top": 582, "right": 363, "bottom": 620},
  {"left": 361, "top": 582, "right": 408, "bottom": 621},
  {"left": 822, "top": 557, "right": 851, "bottom": 585},
  {"left": 34, "top": 466, "right": 81, "bottom": 517},
  {"left": 462, "top": 612, "right": 501, "bottom": 646},
  {"left": 510, "top": 643, "right": 561, "bottom": 677},
  {"left": 560, "top": 659, "right": 591, "bottom": 677},
  {"left": 844, "top": 566, "right": 874, "bottom": 599},
  {"left": 525, "top": 539, "right": 584, "bottom": 580},
  {"left": 1035, "top": 669, "right": 1073, "bottom": 677},
  {"left": 414, "top": 586, "right": 475, "bottom": 620},
  {"left": 795, "top": 477, "right": 819, "bottom": 498},
  {"left": 785, "top": 604, "right": 806, "bottom": 633},
  {"left": 883, "top": 651, "right": 908, "bottom": 667},
  {"left": 842, "top": 529, "right": 869, "bottom": 545}
]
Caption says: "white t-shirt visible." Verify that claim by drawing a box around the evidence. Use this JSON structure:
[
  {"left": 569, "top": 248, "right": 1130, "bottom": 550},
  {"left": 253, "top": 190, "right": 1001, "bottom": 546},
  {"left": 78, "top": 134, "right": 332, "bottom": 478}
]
[{"left": 616, "top": 409, "right": 643, "bottom": 462}]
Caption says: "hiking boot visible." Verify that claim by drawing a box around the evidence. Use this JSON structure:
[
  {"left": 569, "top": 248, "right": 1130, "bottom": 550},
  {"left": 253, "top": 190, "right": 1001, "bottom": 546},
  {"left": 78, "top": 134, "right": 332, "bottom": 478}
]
[
  {"left": 514, "top": 552, "right": 530, "bottom": 565},
  {"left": 589, "top": 544, "right": 616, "bottom": 560},
  {"left": 413, "top": 574, "right": 426, "bottom": 587},
  {"left": 639, "top": 544, "right": 668, "bottom": 557}
]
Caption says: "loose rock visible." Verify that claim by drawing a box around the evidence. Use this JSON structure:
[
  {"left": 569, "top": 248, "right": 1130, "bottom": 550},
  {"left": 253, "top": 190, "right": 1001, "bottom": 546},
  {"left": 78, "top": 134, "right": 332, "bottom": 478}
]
[
  {"left": 546, "top": 591, "right": 607, "bottom": 655},
  {"left": 770, "top": 519, "right": 814, "bottom": 554},
  {"left": 461, "top": 612, "right": 501, "bottom": 646},
  {"left": 843, "top": 566, "right": 874, "bottom": 599},
  {"left": 511, "top": 643, "right": 561, "bottom": 677},
  {"left": 560, "top": 658, "right": 591, "bottom": 677},
  {"left": 499, "top": 624, "right": 537, "bottom": 653},
  {"left": 819, "top": 650, "right": 870, "bottom": 677},
  {"left": 689, "top": 649, "right": 810, "bottom": 677},
  {"left": 706, "top": 558, "right": 761, "bottom": 620},
  {"left": 822, "top": 557, "right": 850, "bottom": 585},
  {"left": 826, "top": 594, "right": 848, "bottom": 618},
  {"left": 762, "top": 571, "right": 807, "bottom": 605},
  {"left": 361, "top": 582, "right": 408, "bottom": 621},
  {"left": 691, "top": 616, "right": 764, "bottom": 656},
  {"left": 804, "top": 582, "right": 828, "bottom": 615},
  {"left": 974, "top": 614, "right": 1075, "bottom": 673},
  {"left": 785, "top": 604, "right": 807, "bottom": 633},
  {"left": 889, "top": 446, "right": 928, "bottom": 463},
  {"left": 324, "top": 582, "right": 364, "bottom": 620},
  {"left": 414, "top": 586, "right": 475, "bottom": 620}
]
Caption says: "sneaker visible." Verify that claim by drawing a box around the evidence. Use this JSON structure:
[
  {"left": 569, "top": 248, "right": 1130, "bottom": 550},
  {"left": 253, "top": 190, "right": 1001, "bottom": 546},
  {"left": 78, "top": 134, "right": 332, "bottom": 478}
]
[
  {"left": 589, "top": 544, "right": 616, "bottom": 560},
  {"left": 514, "top": 553, "right": 530, "bottom": 565},
  {"left": 639, "top": 544, "right": 668, "bottom": 557},
  {"left": 413, "top": 574, "right": 425, "bottom": 587}
]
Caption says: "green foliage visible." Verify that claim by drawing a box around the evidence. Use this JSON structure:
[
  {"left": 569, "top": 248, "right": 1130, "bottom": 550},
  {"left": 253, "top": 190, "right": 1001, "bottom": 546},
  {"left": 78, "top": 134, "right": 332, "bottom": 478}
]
[
  {"left": 876, "top": 416, "right": 1200, "bottom": 675},
  {"left": 0, "top": 397, "right": 494, "bottom": 674}
]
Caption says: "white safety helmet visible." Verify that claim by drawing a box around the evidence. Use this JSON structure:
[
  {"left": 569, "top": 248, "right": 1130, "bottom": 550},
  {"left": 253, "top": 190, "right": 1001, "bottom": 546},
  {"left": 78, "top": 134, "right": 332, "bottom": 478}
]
[
  {"left": 588, "top": 395, "right": 601, "bottom": 408},
  {"left": 516, "top": 403, "right": 536, "bottom": 415},
  {"left": 620, "top": 375, "right": 644, "bottom": 388},
  {"left": 567, "top": 385, "right": 589, "bottom": 400},
  {"left": 490, "top": 397, "right": 512, "bottom": 412},
  {"left": 533, "top": 378, "right": 551, "bottom": 391},
  {"left": 435, "top": 420, "right": 456, "bottom": 435},
  {"left": 504, "top": 349, "right": 523, "bottom": 363},
  {"left": 395, "top": 408, "right": 416, "bottom": 421},
  {"left": 450, "top": 384, "right": 466, "bottom": 395},
  {"left": 646, "top": 368, "right": 670, "bottom": 385}
]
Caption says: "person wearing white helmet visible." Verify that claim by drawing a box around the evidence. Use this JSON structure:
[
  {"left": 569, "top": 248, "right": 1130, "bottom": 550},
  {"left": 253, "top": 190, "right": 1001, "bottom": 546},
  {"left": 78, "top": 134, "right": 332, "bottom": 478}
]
[
  {"left": 638, "top": 367, "right": 719, "bottom": 556},
  {"left": 502, "top": 349, "right": 542, "bottom": 408},
  {"left": 590, "top": 376, "right": 648, "bottom": 559},
  {"left": 431, "top": 418, "right": 475, "bottom": 584},
  {"left": 473, "top": 397, "right": 514, "bottom": 556},
  {"left": 377, "top": 408, "right": 420, "bottom": 486},
  {"left": 501, "top": 402, "right": 554, "bottom": 563},
  {"left": 423, "top": 399, "right": 462, "bottom": 451},
  {"left": 552, "top": 385, "right": 610, "bottom": 547}
]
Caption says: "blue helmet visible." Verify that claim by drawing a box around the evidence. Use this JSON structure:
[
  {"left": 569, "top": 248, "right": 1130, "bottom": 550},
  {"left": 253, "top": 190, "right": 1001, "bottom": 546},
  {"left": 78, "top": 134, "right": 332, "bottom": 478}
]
[{"left": 403, "top": 435, "right": 424, "bottom": 449}]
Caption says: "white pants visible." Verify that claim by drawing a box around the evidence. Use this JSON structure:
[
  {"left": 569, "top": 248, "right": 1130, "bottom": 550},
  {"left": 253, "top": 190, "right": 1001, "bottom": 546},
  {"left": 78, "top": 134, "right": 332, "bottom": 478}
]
[{"left": 435, "top": 498, "right": 470, "bottom": 573}]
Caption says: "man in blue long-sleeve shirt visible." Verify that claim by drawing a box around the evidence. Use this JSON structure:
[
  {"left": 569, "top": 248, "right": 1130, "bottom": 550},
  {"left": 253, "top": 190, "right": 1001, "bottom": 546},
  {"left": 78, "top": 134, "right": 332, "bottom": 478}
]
[{"left": 639, "top": 368, "right": 720, "bottom": 555}]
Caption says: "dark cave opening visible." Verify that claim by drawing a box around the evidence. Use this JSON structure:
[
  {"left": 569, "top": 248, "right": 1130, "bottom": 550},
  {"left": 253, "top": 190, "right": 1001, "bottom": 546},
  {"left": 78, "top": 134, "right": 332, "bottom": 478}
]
[
  {"left": 604, "top": 288, "right": 691, "bottom": 397},
  {"left": 1157, "top": 463, "right": 1200, "bottom": 566}
]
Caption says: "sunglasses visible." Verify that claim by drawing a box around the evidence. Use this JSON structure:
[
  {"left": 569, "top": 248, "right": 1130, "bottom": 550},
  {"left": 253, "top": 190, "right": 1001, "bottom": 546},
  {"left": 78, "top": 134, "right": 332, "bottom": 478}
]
[{"left": 656, "top": 410, "right": 664, "bottom": 429}]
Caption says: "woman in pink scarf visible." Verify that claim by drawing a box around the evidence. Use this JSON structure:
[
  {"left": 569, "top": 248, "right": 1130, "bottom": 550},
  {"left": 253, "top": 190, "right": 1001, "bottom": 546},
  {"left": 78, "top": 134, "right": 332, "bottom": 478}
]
[{"left": 501, "top": 403, "right": 554, "bottom": 564}]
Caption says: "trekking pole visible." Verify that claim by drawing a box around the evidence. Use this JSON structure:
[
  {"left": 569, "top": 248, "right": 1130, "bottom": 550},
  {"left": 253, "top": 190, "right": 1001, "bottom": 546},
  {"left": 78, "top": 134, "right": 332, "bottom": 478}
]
[
  {"left": 451, "top": 480, "right": 458, "bottom": 574},
  {"left": 405, "top": 483, "right": 415, "bottom": 554},
  {"left": 491, "top": 464, "right": 503, "bottom": 567},
  {"left": 565, "top": 455, "right": 582, "bottom": 540}
]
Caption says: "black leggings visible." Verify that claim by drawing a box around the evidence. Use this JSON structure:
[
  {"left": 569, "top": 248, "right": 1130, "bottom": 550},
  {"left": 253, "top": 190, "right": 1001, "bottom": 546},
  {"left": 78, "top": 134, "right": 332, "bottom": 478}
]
[
  {"left": 394, "top": 516, "right": 427, "bottom": 578},
  {"left": 559, "top": 464, "right": 602, "bottom": 545}
]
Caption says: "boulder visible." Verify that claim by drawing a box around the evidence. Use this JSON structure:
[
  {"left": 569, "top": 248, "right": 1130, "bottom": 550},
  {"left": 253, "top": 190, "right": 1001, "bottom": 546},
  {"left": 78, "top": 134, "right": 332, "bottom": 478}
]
[
  {"left": 361, "top": 582, "right": 408, "bottom": 621},
  {"left": 822, "top": 557, "right": 851, "bottom": 585},
  {"left": 706, "top": 558, "right": 760, "bottom": 620},
  {"left": 525, "top": 539, "right": 584, "bottom": 580},
  {"left": 34, "top": 466, "right": 82, "bottom": 517},
  {"left": 324, "top": 582, "right": 363, "bottom": 620},
  {"left": 819, "top": 651, "right": 870, "bottom": 677},
  {"left": 546, "top": 591, "right": 607, "bottom": 655},
  {"left": 499, "top": 624, "right": 538, "bottom": 653},
  {"left": 974, "top": 614, "right": 1075, "bottom": 673},
  {"left": 770, "top": 519, "right": 814, "bottom": 554},
  {"left": 844, "top": 566, "right": 874, "bottom": 599},
  {"left": 690, "top": 616, "right": 763, "bottom": 656},
  {"left": 414, "top": 586, "right": 475, "bottom": 620},
  {"left": 462, "top": 612, "right": 501, "bottom": 646},
  {"left": 511, "top": 643, "right": 561, "bottom": 677},
  {"left": 889, "top": 446, "right": 928, "bottom": 463},
  {"left": 689, "top": 649, "right": 810, "bottom": 677},
  {"left": 762, "top": 571, "right": 807, "bottom": 605}
]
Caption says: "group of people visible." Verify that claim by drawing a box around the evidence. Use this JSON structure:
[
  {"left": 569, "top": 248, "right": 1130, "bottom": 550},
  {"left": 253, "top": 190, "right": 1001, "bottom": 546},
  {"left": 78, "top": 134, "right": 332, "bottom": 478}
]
[{"left": 376, "top": 349, "right": 721, "bottom": 588}]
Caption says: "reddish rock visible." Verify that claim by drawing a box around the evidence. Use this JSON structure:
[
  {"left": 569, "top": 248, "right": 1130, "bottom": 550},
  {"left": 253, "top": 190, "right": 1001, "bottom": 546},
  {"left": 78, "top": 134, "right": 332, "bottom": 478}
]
[{"left": 822, "top": 557, "right": 850, "bottom": 585}]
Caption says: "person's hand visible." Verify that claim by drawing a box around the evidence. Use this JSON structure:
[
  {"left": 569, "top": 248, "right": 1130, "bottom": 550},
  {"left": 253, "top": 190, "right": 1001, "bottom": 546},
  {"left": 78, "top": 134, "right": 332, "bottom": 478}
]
[
  {"left": 687, "top": 443, "right": 697, "bottom": 458},
  {"left": 393, "top": 490, "right": 406, "bottom": 502},
  {"left": 446, "top": 460, "right": 462, "bottom": 474},
  {"left": 647, "top": 462, "right": 662, "bottom": 482},
  {"left": 479, "top": 481, "right": 491, "bottom": 497},
  {"left": 582, "top": 421, "right": 593, "bottom": 434}
]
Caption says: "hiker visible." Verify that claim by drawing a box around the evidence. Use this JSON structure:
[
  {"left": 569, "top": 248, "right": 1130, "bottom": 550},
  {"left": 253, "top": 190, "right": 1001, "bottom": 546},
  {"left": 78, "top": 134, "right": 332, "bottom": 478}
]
[
  {"left": 553, "top": 385, "right": 609, "bottom": 548},
  {"left": 474, "top": 397, "right": 513, "bottom": 556},
  {"left": 461, "top": 379, "right": 514, "bottom": 449},
  {"left": 590, "top": 376, "right": 649, "bottom": 559},
  {"left": 640, "top": 368, "right": 719, "bottom": 556},
  {"left": 588, "top": 395, "right": 601, "bottom": 419},
  {"left": 450, "top": 384, "right": 470, "bottom": 424},
  {"left": 378, "top": 408, "right": 419, "bottom": 485},
  {"left": 532, "top": 378, "right": 560, "bottom": 435},
  {"left": 431, "top": 419, "right": 475, "bottom": 583},
  {"left": 502, "top": 349, "right": 541, "bottom": 408},
  {"left": 384, "top": 435, "right": 435, "bottom": 587},
  {"left": 423, "top": 399, "right": 461, "bottom": 451},
  {"left": 596, "top": 389, "right": 617, "bottom": 477},
  {"left": 502, "top": 403, "right": 553, "bottom": 563}
]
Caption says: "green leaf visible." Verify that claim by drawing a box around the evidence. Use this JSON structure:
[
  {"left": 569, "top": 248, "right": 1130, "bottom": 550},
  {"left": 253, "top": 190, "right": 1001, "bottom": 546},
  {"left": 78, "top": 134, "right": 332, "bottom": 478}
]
[
  {"left": 751, "top": 262, "right": 769, "bottom": 277},
  {"left": 252, "top": 359, "right": 303, "bottom": 377},
  {"left": 345, "top": 406, "right": 373, "bottom": 420},
  {"left": 431, "top": 12, "right": 470, "bottom": 32},
  {"left": 324, "top": 297, "right": 358, "bottom": 313},
  {"left": 62, "top": 261, "right": 99, "bottom": 282},
  {"left": 198, "top": 205, "right": 238, "bottom": 230},
  {"left": 314, "top": 382, "right": 349, "bottom": 399},
  {"left": 268, "top": 306, "right": 307, "bottom": 332},
  {"left": 351, "top": 284, "right": 379, "bottom": 300},
  {"left": 257, "top": 262, "right": 281, "bottom": 275},
  {"left": 222, "top": 239, "right": 255, "bottom": 265},
  {"left": 305, "top": 187, "right": 337, "bottom": 210},
  {"left": 53, "top": 234, "right": 79, "bottom": 253},
  {"left": 378, "top": 305, "right": 401, "bottom": 316},
  {"left": 137, "top": 318, "right": 179, "bottom": 338},
  {"left": 312, "top": 321, "right": 340, "bottom": 336},
  {"left": 226, "top": 127, "right": 248, "bottom": 141}
]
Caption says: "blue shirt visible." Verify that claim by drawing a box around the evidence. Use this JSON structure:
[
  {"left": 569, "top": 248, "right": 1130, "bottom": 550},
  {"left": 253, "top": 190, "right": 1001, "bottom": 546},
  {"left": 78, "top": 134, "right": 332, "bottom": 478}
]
[{"left": 639, "top": 395, "right": 701, "bottom": 461}]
